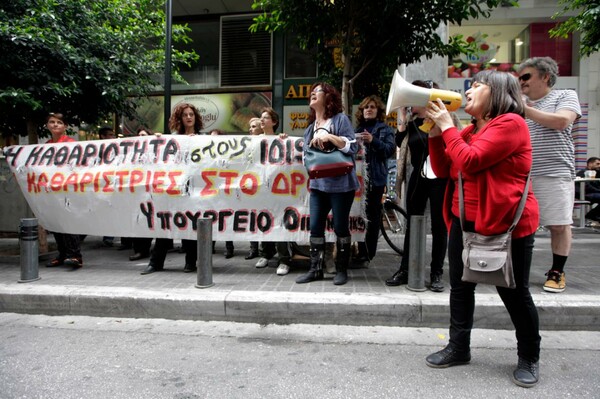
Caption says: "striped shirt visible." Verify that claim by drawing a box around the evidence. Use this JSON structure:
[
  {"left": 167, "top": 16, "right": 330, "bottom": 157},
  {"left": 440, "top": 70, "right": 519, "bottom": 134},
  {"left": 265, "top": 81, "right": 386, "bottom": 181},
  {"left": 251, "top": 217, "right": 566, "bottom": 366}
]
[{"left": 526, "top": 89, "right": 581, "bottom": 178}]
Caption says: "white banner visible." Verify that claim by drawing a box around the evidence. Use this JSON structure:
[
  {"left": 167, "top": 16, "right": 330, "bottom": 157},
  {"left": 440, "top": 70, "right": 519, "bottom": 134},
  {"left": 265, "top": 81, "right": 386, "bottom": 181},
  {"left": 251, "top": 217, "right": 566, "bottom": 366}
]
[{"left": 3, "top": 135, "right": 366, "bottom": 243}]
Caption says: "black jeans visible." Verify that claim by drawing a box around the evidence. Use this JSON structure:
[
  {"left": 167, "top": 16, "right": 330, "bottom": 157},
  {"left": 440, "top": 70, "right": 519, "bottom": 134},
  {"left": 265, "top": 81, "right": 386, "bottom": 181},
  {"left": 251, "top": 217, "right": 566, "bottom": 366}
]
[
  {"left": 400, "top": 175, "right": 447, "bottom": 275},
  {"left": 358, "top": 185, "right": 385, "bottom": 260},
  {"left": 309, "top": 189, "right": 355, "bottom": 238},
  {"left": 447, "top": 217, "right": 540, "bottom": 362}
]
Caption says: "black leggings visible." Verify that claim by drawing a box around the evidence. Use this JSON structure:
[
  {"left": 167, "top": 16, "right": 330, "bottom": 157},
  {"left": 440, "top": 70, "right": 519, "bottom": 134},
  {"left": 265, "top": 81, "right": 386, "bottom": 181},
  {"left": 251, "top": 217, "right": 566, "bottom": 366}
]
[{"left": 447, "top": 217, "right": 540, "bottom": 362}]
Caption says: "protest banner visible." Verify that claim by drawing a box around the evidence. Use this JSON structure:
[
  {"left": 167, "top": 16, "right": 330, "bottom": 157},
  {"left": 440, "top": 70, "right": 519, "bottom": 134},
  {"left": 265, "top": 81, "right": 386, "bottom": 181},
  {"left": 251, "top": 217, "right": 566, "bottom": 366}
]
[{"left": 3, "top": 135, "right": 366, "bottom": 243}]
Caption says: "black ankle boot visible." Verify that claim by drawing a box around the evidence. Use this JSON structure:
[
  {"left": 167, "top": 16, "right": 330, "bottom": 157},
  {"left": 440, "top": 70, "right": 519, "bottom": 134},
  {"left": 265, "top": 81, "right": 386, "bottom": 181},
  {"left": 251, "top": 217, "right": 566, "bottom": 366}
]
[
  {"left": 512, "top": 357, "right": 539, "bottom": 388},
  {"left": 296, "top": 237, "right": 325, "bottom": 284},
  {"left": 333, "top": 236, "right": 351, "bottom": 285}
]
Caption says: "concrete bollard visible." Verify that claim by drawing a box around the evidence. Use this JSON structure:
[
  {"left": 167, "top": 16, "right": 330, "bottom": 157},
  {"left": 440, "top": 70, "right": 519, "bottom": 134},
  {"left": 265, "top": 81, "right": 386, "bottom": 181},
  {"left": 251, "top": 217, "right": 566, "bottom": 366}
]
[
  {"left": 18, "top": 218, "right": 41, "bottom": 283},
  {"left": 195, "top": 218, "right": 214, "bottom": 288},
  {"left": 407, "top": 215, "right": 427, "bottom": 292}
]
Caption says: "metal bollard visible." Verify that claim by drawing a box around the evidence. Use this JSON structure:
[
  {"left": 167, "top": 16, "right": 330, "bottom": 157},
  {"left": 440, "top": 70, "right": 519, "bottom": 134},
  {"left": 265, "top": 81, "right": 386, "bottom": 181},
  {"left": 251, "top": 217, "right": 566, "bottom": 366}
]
[
  {"left": 407, "top": 215, "right": 427, "bottom": 292},
  {"left": 195, "top": 218, "right": 214, "bottom": 288},
  {"left": 18, "top": 218, "right": 41, "bottom": 283}
]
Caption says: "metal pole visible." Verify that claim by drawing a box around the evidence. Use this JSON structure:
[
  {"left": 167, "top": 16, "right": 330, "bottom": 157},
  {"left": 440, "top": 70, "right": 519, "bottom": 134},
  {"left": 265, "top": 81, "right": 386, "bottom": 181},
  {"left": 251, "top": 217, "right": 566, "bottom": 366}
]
[
  {"left": 407, "top": 215, "right": 427, "bottom": 292},
  {"left": 18, "top": 218, "right": 40, "bottom": 283},
  {"left": 195, "top": 218, "right": 214, "bottom": 288},
  {"left": 163, "top": 0, "right": 173, "bottom": 135}
]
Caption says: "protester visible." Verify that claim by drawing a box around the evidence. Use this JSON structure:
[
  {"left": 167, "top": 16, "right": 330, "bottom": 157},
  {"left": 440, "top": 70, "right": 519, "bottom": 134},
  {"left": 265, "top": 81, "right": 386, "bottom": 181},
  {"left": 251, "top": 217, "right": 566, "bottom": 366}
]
[
  {"left": 248, "top": 117, "right": 263, "bottom": 135},
  {"left": 253, "top": 107, "right": 280, "bottom": 268},
  {"left": 518, "top": 57, "right": 581, "bottom": 293},
  {"left": 425, "top": 70, "right": 541, "bottom": 388},
  {"left": 141, "top": 103, "right": 203, "bottom": 275},
  {"left": 296, "top": 83, "right": 359, "bottom": 285},
  {"left": 353, "top": 95, "right": 395, "bottom": 267},
  {"left": 386, "top": 80, "right": 449, "bottom": 292},
  {"left": 44, "top": 112, "right": 84, "bottom": 269}
]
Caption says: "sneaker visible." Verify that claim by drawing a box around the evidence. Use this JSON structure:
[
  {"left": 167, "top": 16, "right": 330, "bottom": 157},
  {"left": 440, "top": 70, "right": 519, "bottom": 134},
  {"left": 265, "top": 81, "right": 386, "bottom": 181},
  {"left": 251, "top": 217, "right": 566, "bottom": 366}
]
[
  {"left": 276, "top": 263, "right": 290, "bottom": 276},
  {"left": 512, "top": 357, "right": 539, "bottom": 388},
  {"left": 430, "top": 274, "right": 445, "bottom": 292},
  {"left": 64, "top": 257, "right": 83, "bottom": 268},
  {"left": 255, "top": 257, "right": 269, "bottom": 268},
  {"left": 425, "top": 345, "right": 471, "bottom": 368},
  {"left": 543, "top": 269, "right": 566, "bottom": 293}
]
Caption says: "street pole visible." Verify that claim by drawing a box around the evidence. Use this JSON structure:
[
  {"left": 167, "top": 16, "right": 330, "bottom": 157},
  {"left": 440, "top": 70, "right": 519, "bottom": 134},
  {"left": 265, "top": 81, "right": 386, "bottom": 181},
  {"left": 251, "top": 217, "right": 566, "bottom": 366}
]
[{"left": 163, "top": 0, "right": 172, "bottom": 135}]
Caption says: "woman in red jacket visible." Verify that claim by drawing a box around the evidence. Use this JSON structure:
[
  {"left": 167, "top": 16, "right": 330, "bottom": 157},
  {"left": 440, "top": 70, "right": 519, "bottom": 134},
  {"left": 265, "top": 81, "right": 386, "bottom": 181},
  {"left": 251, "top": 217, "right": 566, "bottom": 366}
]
[{"left": 424, "top": 70, "right": 541, "bottom": 388}]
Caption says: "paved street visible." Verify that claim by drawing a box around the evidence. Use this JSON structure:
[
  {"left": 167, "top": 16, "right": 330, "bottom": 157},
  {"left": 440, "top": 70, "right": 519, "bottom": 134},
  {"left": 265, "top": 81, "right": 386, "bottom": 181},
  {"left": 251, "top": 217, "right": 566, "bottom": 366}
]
[{"left": 1, "top": 313, "right": 599, "bottom": 398}]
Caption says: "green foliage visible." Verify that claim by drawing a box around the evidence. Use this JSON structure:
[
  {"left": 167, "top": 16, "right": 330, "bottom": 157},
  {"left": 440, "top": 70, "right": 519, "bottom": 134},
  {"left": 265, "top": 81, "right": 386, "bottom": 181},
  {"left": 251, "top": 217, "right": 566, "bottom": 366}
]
[
  {"left": 0, "top": 0, "right": 198, "bottom": 136},
  {"left": 550, "top": 0, "right": 600, "bottom": 57},
  {"left": 251, "top": 0, "right": 503, "bottom": 103}
]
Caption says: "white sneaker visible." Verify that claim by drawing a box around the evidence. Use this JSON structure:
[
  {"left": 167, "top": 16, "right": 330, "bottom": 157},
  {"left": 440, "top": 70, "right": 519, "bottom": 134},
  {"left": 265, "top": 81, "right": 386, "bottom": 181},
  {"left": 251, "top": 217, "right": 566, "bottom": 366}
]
[
  {"left": 276, "top": 263, "right": 290, "bottom": 275},
  {"left": 255, "top": 257, "right": 269, "bottom": 268}
]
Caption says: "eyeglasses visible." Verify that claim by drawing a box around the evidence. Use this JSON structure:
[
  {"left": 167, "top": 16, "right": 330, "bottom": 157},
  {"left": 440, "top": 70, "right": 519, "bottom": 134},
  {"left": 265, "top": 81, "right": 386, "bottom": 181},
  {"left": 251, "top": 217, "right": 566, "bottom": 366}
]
[
  {"left": 518, "top": 73, "right": 532, "bottom": 82},
  {"left": 311, "top": 88, "right": 324, "bottom": 95}
]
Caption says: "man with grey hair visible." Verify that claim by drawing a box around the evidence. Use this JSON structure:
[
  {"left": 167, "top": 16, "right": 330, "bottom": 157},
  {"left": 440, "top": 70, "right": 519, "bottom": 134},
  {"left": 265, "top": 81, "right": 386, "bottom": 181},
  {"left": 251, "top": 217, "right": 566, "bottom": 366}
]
[{"left": 518, "top": 56, "right": 581, "bottom": 293}]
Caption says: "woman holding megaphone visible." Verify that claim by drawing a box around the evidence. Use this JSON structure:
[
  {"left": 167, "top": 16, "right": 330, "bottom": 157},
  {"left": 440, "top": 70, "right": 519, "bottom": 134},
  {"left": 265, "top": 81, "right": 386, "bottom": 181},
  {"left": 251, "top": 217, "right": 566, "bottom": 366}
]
[{"left": 424, "top": 71, "right": 541, "bottom": 388}]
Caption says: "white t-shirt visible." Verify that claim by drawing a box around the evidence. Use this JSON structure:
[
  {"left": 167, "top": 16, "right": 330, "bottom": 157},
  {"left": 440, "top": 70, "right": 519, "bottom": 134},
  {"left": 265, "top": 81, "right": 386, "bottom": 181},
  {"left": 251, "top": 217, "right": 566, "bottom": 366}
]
[{"left": 526, "top": 89, "right": 581, "bottom": 178}]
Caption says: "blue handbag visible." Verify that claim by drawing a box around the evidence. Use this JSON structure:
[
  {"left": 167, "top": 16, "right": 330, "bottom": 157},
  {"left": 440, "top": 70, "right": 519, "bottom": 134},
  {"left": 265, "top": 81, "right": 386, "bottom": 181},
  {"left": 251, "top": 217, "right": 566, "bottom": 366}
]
[{"left": 303, "top": 127, "right": 354, "bottom": 179}]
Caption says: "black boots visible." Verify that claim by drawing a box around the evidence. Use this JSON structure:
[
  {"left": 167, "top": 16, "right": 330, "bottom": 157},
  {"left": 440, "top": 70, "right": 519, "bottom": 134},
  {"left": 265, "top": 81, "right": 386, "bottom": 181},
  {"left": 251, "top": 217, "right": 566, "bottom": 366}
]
[
  {"left": 333, "top": 236, "right": 351, "bottom": 285},
  {"left": 296, "top": 237, "right": 325, "bottom": 284}
]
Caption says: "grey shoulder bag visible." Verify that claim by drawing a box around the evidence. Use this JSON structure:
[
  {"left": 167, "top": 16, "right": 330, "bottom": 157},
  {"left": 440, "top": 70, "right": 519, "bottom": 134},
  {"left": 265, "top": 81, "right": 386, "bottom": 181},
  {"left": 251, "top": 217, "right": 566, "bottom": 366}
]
[{"left": 458, "top": 171, "right": 531, "bottom": 289}]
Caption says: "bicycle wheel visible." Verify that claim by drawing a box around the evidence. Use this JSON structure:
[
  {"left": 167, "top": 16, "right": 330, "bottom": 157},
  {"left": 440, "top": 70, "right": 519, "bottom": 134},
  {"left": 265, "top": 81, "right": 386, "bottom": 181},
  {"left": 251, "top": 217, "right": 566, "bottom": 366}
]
[{"left": 380, "top": 200, "right": 408, "bottom": 255}]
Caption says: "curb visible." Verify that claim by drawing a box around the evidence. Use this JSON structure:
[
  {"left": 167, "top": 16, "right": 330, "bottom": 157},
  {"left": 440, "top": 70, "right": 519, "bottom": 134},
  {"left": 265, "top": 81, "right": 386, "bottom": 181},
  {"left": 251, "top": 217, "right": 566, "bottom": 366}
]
[{"left": 1, "top": 283, "right": 599, "bottom": 331}]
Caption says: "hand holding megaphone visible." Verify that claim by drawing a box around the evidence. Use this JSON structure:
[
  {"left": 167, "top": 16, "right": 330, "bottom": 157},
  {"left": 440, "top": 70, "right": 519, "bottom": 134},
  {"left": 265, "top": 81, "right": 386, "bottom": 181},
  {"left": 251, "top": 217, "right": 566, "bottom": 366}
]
[
  {"left": 425, "top": 99, "right": 455, "bottom": 136},
  {"left": 386, "top": 71, "right": 462, "bottom": 133}
]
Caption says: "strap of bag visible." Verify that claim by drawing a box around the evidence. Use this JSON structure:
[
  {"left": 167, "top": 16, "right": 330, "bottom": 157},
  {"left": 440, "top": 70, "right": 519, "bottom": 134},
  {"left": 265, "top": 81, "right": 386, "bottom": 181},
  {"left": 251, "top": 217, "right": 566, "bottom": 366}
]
[{"left": 458, "top": 171, "right": 531, "bottom": 233}]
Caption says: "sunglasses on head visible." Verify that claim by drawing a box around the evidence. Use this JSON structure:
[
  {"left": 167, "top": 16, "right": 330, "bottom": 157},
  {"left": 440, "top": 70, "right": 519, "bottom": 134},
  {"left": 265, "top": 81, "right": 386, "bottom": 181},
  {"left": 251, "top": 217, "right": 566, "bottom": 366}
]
[{"left": 518, "top": 73, "right": 532, "bottom": 82}]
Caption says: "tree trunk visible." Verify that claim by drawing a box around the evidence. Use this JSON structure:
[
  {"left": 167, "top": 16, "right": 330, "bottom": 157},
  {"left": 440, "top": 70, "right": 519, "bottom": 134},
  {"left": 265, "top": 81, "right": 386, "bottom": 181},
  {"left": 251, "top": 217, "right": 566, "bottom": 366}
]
[
  {"left": 341, "top": 50, "right": 353, "bottom": 116},
  {"left": 27, "top": 119, "right": 38, "bottom": 145}
]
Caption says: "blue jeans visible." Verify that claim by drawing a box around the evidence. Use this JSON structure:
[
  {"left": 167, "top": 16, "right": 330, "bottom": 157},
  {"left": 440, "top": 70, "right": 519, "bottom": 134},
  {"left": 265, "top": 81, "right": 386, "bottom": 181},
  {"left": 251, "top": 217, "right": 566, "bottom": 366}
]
[
  {"left": 309, "top": 189, "right": 355, "bottom": 238},
  {"left": 447, "top": 217, "right": 540, "bottom": 362}
]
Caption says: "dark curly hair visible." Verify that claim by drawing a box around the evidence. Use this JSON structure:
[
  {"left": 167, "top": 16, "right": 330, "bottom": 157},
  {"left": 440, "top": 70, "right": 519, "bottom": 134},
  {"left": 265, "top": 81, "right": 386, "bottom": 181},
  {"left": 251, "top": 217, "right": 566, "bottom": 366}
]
[{"left": 169, "top": 102, "right": 203, "bottom": 134}]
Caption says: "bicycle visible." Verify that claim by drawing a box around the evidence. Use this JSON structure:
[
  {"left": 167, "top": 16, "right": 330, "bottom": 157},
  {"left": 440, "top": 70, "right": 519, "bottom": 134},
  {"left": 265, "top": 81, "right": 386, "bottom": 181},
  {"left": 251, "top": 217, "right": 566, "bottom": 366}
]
[{"left": 380, "top": 194, "right": 408, "bottom": 255}]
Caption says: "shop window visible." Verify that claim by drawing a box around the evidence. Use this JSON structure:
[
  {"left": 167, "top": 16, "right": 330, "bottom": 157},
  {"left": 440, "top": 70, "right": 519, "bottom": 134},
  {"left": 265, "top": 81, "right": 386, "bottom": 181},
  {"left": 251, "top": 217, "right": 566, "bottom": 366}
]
[
  {"left": 176, "top": 19, "right": 220, "bottom": 89},
  {"left": 448, "top": 23, "right": 573, "bottom": 78}
]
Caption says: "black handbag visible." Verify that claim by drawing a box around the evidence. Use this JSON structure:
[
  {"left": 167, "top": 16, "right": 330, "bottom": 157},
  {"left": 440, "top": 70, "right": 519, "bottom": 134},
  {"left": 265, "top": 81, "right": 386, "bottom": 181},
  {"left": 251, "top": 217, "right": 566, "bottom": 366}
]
[
  {"left": 458, "top": 172, "right": 531, "bottom": 288},
  {"left": 303, "top": 127, "right": 354, "bottom": 179}
]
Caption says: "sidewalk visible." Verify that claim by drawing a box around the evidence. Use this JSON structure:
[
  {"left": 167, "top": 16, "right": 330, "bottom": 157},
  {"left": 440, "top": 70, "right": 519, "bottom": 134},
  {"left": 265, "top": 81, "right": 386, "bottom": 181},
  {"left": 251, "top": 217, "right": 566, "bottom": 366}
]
[{"left": 1, "top": 229, "right": 599, "bottom": 330}]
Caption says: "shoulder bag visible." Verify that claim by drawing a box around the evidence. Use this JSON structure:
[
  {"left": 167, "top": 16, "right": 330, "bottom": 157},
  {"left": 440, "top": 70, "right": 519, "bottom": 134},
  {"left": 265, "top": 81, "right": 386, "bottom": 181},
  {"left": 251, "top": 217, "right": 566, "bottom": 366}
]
[
  {"left": 304, "top": 127, "right": 354, "bottom": 179},
  {"left": 458, "top": 171, "right": 531, "bottom": 289}
]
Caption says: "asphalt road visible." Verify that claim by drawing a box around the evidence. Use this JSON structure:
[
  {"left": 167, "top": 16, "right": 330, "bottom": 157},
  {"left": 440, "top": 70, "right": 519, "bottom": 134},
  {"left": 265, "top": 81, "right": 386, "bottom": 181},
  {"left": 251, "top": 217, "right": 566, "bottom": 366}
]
[{"left": 1, "top": 313, "right": 599, "bottom": 398}]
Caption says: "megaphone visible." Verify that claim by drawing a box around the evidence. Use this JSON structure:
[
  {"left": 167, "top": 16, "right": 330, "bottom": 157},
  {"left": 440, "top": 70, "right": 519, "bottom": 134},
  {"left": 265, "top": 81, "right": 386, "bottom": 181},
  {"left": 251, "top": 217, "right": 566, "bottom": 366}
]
[{"left": 386, "top": 71, "right": 462, "bottom": 131}]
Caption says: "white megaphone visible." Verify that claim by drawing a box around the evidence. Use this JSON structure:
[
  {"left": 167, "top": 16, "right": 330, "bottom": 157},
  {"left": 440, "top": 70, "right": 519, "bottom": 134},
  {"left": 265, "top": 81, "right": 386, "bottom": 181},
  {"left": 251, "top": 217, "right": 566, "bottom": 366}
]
[{"left": 386, "top": 70, "right": 462, "bottom": 132}]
